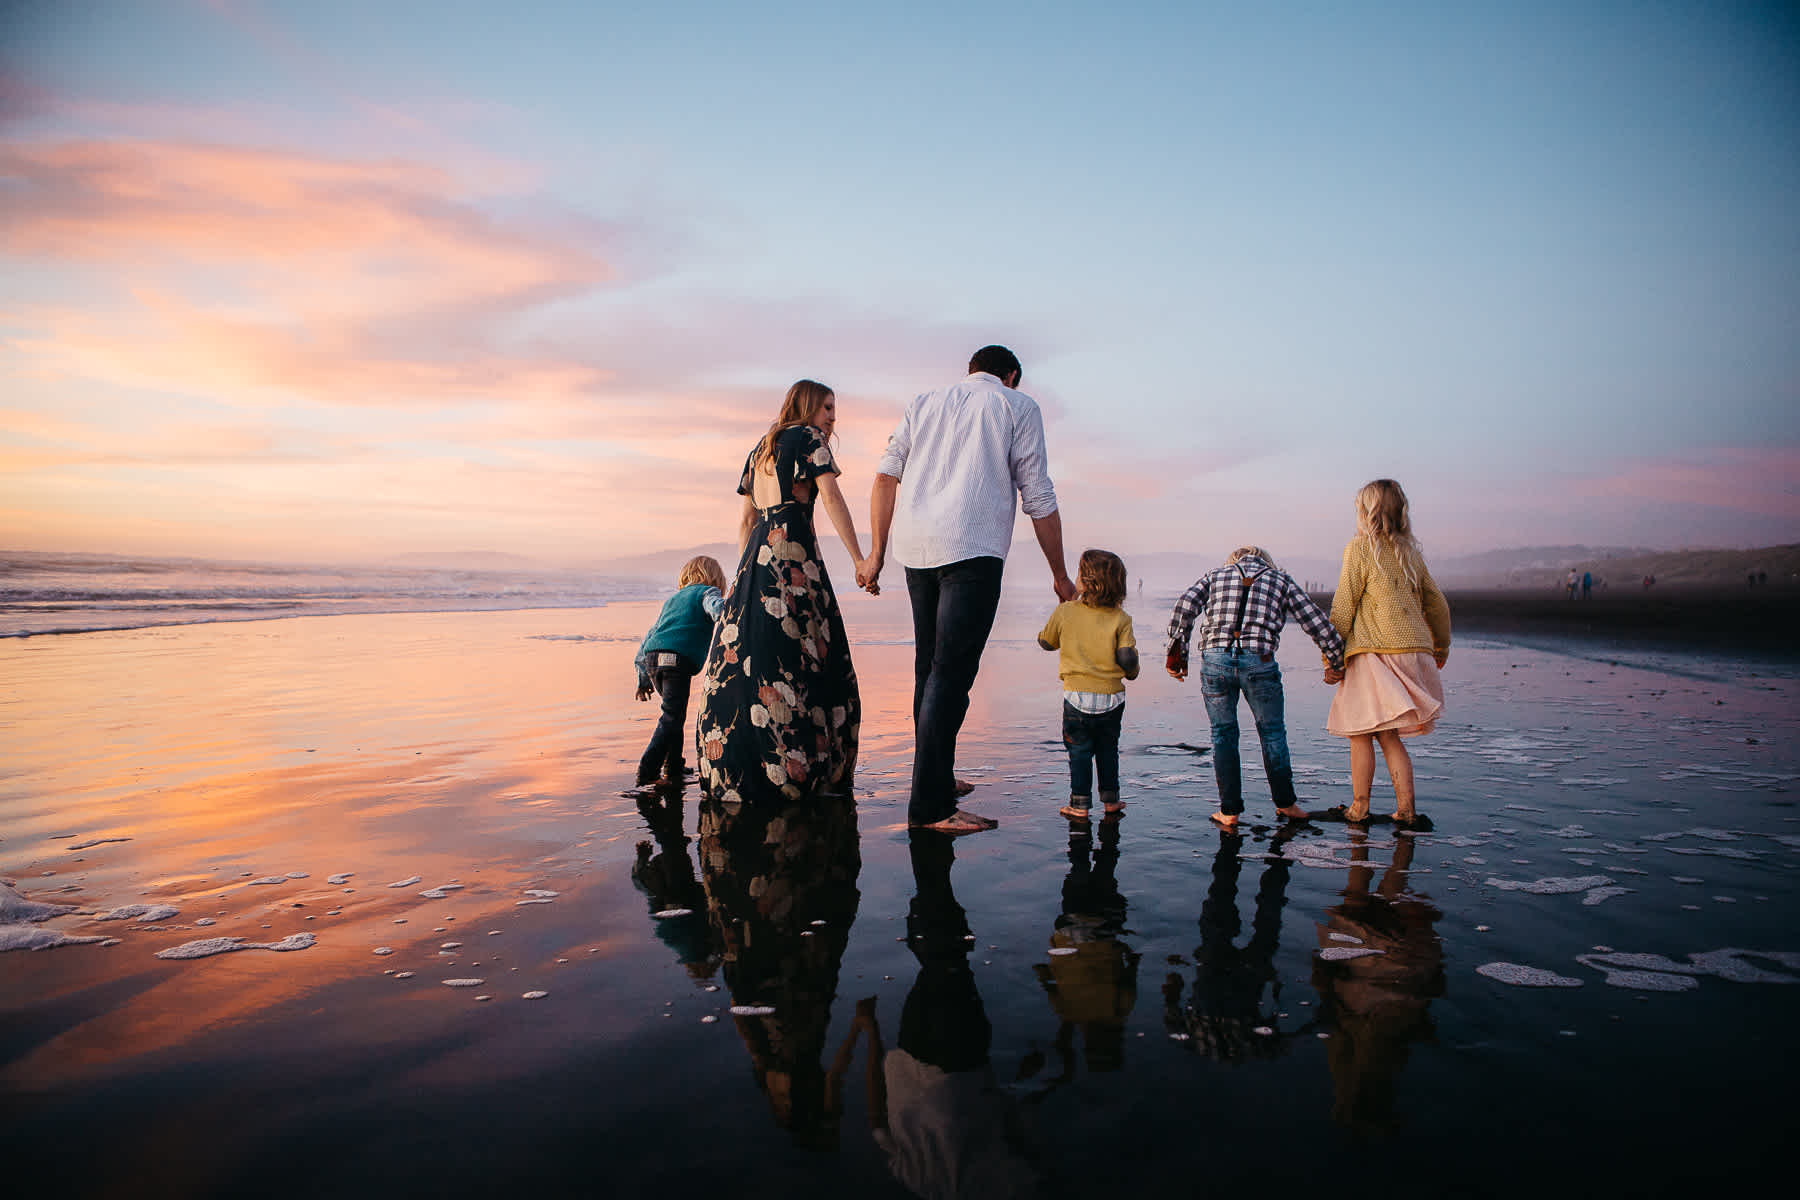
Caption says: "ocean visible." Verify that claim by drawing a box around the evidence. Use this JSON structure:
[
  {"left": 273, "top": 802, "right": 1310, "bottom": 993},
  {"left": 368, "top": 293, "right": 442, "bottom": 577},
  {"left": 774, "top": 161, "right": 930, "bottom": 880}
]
[{"left": 0, "top": 550, "right": 665, "bottom": 638}]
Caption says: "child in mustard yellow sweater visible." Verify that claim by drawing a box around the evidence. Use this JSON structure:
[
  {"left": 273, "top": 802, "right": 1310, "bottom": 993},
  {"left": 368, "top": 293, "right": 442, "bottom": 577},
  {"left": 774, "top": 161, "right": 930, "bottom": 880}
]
[
  {"left": 1325, "top": 479, "right": 1452, "bottom": 829},
  {"left": 1039, "top": 550, "right": 1141, "bottom": 822}
]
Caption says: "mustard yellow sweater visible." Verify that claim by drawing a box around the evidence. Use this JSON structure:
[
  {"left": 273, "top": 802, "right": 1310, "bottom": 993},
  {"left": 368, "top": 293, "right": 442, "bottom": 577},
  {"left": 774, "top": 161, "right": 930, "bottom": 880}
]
[{"left": 1329, "top": 536, "right": 1452, "bottom": 659}]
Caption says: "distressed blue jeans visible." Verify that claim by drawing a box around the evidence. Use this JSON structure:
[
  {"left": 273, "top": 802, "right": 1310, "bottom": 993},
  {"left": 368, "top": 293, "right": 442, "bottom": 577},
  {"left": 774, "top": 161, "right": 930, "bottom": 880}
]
[{"left": 1200, "top": 648, "right": 1297, "bottom": 815}]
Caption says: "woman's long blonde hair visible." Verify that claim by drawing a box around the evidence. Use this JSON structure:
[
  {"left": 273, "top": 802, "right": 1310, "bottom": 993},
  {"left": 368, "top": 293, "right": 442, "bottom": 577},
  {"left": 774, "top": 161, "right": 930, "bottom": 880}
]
[
  {"left": 750, "top": 379, "right": 834, "bottom": 475},
  {"left": 1354, "top": 478, "right": 1425, "bottom": 589}
]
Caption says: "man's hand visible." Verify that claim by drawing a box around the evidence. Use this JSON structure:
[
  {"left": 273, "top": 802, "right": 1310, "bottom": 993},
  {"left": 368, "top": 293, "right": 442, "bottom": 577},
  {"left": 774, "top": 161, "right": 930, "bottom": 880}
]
[
  {"left": 1053, "top": 573, "right": 1077, "bottom": 603},
  {"left": 856, "top": 549, "right": 884, "bottom": 594}
]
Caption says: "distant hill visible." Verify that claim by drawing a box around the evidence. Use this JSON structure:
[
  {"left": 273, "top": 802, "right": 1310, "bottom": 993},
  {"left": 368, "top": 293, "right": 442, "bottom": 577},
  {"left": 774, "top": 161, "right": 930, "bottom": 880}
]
[
  {"left": 383, "top": 550, "right": 539, "bottom": 570},
  {"left": 1439, "top": 544, "right": 1800, "bottom": 589}
]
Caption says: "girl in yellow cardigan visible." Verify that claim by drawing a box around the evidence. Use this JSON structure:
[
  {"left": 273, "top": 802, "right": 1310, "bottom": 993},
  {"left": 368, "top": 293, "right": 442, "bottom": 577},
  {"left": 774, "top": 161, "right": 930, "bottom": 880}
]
[{"left": 1324, "top": 479, "right": 1451, "bottom": 830}]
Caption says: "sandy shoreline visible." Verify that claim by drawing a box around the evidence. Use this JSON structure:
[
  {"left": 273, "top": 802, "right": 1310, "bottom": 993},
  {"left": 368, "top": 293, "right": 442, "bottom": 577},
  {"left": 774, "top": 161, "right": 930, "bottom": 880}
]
[
  {"left": 3, "top": 603, "right": 1798, "bottom": 1196},
  {"left": 1430, "top": 585, "right": 1800, "bottom": 656}
]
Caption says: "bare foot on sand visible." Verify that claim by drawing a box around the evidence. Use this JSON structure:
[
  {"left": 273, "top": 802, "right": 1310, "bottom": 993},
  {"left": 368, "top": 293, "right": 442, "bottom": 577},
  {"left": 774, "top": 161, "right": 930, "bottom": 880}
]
[
  {"left": 1209, "top": 812, "right": 1238, "bottom": 830},
  {"left": 1275, "top": 804, "right": 1310, "bottom": 821},
  {"left": 914, "top": 809, "right": 998, "bottom": 834},
  {"left": 953, "top": 778, "right": 975, "bottom": 796}
]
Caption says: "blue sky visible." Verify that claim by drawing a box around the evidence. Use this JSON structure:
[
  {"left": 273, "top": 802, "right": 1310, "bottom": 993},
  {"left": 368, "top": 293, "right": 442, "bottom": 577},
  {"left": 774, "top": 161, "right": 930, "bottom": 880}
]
[{"left": 3, "top": 0, "right": 1796, "bottom": 564}]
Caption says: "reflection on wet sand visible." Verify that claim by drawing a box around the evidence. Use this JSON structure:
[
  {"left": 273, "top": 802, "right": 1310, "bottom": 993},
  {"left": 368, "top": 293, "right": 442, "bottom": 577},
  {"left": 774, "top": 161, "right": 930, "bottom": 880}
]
[
  {"left": 631, "top": 791, "right": 719, "bottom": 982},
  {"left": 1029, "top": 818, "right": 1139, "bottom": 1076},
  {"left": 1164, "top": 826, "right": 1313, "bottom": 1059},
  {"left": 698, "top": 791, "right": 862, "bottom": 1149},
  {"left": 857, "top": 832, "right": 1047, "bottom": 1198},
  {"left": 1311, "top": 832, "right": 1445, "bottom": 1134}
]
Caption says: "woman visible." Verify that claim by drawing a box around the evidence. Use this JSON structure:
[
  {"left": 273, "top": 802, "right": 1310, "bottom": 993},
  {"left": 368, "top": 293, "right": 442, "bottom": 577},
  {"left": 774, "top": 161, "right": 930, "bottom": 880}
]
[{"left": 696, "top": 380, "right": 869, "bottom": 803}]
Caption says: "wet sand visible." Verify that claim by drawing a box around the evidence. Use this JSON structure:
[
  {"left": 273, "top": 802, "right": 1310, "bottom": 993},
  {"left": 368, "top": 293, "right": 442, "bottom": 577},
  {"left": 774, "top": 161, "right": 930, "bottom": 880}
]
[
  {"left": 1442, "top": 584, "right": 1800, "bottom": 655},
  {"left": 3, "top": 592, "right": 1798, "bottom": 1197}
]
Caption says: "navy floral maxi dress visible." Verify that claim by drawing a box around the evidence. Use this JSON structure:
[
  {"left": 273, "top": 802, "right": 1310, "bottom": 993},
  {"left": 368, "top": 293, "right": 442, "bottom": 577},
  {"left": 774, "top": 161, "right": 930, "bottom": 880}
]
[{"left": 696, "top": 425, "right": 860, "bottom": 804}]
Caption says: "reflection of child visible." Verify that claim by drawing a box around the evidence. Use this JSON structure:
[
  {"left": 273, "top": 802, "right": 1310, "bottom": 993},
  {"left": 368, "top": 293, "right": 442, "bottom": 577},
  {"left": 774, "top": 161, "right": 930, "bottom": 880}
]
[
  {"left": 1038, "top": 550, "right": 1139, "bottom": 821},
  {"left": 1325, "top": 480, "right": 1452, "bottom": 828},
  {"left": 634, "top": 556, "right": 726, "bottom": 787},
  {"left": 1032, "top": 820, "right": 1138, "bottom": 1072}
]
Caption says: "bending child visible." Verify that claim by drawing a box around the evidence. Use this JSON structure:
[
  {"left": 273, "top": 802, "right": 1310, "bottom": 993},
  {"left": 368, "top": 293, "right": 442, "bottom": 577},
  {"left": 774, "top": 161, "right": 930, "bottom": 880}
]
[
  {"left": 634, "top": 555, "right": 727, "bottom": 788},
  {"left": 1039, "top": 549, "right": 1140, "bottom": 822},
  {"left": 1166, "top": 546, "right": 1345, "bottom": 830},
  {"left": 1324, "top": 480, "right": 1451, "bottom": 830}
]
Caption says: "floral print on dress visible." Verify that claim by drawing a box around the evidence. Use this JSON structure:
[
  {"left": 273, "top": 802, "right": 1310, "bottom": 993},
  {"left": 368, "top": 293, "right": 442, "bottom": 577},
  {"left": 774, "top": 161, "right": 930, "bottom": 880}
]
[{"left": 696, "top": 425, "right": 860, "bottom": 804}]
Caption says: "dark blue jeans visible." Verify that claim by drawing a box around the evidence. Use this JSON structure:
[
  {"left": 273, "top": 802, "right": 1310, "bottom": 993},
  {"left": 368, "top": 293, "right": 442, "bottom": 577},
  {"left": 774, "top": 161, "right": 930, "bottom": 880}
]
[
  {"left": 1199, "top": 648, "right": 1297, "bottom": 815},
  {"left": 905, "top": 556, "right": 1005, "bottom": 824},
  {"left": 1062, "top": 702, "right": 1123, "bottom": 804},
  {"left": 639, "top": 655, "right": 697, "bottom": 782}
]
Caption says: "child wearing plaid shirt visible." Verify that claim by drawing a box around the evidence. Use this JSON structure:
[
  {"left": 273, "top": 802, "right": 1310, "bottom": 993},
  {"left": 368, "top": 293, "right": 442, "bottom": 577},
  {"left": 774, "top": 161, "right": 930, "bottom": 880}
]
[{"left": 1166, "top": 546, "right": 1345, "bottom": 830}]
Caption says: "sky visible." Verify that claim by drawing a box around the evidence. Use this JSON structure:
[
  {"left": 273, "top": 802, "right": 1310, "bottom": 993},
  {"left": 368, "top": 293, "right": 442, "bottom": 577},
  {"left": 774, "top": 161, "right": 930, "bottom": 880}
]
[{"left": 2, "top": 0, "right": 1797, "bottom": 568}]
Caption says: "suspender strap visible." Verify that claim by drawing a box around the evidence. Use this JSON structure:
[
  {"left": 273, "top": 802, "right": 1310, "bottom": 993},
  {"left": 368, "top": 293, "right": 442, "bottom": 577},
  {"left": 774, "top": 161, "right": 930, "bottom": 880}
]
[{"left": 1229, "top": 562, "right": 1262, "bottom": 644}]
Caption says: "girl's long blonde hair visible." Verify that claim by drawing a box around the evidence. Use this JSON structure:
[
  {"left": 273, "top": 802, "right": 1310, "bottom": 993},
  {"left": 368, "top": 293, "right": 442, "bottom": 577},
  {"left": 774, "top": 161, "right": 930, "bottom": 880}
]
[
  {"left": 1354, "top": 478, "right": 1426, "bottom": 589},
  {"left": 750, "top": 379, "right": 834, "bottom": 475}
]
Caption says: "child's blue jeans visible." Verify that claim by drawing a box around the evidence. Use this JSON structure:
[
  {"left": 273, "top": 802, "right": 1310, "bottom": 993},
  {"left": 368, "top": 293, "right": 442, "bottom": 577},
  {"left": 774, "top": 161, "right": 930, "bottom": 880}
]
[
  {"left": 1062, "top": 702, "right": 1123, "bottom": 805},
  {"left": 1199, "top": 648, "right": 1297, "bottom": 815}
]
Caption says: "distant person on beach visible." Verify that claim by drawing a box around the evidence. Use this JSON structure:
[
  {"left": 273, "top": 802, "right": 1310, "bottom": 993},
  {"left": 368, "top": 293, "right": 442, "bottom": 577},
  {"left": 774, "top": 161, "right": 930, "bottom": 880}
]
[
  {"left": 1324, "top": 479, "right": 1451, "bottom": 831},
  {"left": 1581, "top": 570, "right": 1593, "bottom": 600},
  {"left": 633, "top": 555, "right": 727, "bottom": 788},
  {"left": 861, "top": 345, "right": 1075, "bottom": 835},
  {"left": 696, "top": 380, "right": 871, "bottom": 804},
  {"left": 1565, "top": 568, "right": 1578, "bottom": 600},
  {"left": 1038, "top": 549, "right": 1140, "bottom": 822},
  {"left": 1166, "top": 546, "right": 1345, "bottom": 831}
]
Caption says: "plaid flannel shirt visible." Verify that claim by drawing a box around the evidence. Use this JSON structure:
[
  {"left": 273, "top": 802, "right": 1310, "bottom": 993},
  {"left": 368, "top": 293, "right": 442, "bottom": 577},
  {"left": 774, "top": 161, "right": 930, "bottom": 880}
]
[{"left": 1165, "top": 557, "right": 1345, "bottom": 672}]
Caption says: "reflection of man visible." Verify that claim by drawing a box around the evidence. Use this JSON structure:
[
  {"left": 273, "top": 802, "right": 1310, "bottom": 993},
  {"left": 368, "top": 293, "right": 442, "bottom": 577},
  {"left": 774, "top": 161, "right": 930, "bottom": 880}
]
[
  {"left": 1312, "top": 832, "right": 1445, "bottom": 1133},
  {"left": 861, "top": 345, "right": 1076, "bottom": 835},
  {"left": 860, "top": 833, "right": 1045, "bottom": 1197}
]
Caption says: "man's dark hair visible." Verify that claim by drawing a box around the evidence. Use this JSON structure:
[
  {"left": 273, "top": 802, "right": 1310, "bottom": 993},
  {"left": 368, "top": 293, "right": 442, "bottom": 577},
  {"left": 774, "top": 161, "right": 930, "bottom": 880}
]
[{"left": 968, "top": 345, "right": 1021, "bottom": 383}]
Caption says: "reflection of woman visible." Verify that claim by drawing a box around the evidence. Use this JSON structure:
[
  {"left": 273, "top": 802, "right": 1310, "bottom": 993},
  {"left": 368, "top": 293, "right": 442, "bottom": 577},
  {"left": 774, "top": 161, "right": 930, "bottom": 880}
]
[
  {"left": 698, "top": 790, "right": 862, "bottom": 1148},
  {"left": 1311, "top": 832, "right": 1445, "bottom": 1134},
  {"left": 697, "top": 380, "right": 868, "bottom": 804}
]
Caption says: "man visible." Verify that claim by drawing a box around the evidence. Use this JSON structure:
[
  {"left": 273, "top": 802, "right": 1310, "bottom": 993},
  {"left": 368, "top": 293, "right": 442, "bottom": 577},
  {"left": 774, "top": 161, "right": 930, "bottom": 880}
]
[{"left": 858, "top": 345, "right": 1075, "bottom": 834}]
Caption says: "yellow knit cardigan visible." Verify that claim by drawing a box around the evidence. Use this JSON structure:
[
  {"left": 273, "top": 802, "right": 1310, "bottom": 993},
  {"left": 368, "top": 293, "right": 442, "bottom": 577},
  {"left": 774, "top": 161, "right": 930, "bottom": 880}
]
[{"left": 1329, "top": 535, "right": 1452, "bottom": 659}]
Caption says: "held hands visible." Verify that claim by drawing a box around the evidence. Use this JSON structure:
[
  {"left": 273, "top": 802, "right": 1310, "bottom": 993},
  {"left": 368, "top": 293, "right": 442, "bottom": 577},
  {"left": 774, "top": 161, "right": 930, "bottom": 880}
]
[
  {"left": 1053, "top": 573, "right": 1077, "bottom": 603},
  {"left": 1323, "top": 666, "right": 1344, "bottom": 685},
  {"left": 855, "top": 550, "right": 884, "bottom": 596}
]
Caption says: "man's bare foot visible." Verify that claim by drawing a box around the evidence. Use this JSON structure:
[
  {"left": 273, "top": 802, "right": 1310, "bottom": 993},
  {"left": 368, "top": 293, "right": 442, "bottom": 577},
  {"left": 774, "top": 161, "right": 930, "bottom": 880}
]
[
  {"left": 1209, "top": 812, "right": 1238, "bottom": 830},
  {"left": 1103, "top": 801, "right": 1126, "bottom": 815},
  {"left": 913, "top": 809, "right": 995, "bottom": 835},
  {"left": 1275, "top": 804, "right": 1310, "bottom": 821}
]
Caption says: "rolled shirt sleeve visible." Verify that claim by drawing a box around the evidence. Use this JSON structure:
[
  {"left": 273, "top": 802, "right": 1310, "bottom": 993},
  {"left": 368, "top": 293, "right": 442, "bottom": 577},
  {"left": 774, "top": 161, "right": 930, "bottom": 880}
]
[{"left": 1009, "top": 403, "right": 1058, "bottom": 519}]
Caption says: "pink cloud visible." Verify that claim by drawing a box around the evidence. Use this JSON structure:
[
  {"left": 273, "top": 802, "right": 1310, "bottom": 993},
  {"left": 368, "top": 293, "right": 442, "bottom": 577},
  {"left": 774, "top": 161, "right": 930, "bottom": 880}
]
[{"left": 1573, "top": 447, "right": 1800, "bottom": 521}]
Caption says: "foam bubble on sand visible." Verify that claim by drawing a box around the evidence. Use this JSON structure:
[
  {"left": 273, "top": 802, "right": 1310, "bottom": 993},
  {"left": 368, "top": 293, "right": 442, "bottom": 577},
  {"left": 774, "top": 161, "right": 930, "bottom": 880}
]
[
  {"left": 195, "top": 917, "right": 216, "bottom": 926},
  {"left": 327, "top": 873, "right": 353, "bottom": 885},
  {"left": 522, "top": 991, "right": 547, "bottom": 999},
  {"left": 1546, "top": 825, "right": 1596, "bottom": 840},
  {"left": 1687, "top": 949, "right": 1800, "bottom": 984},
  {"left": 1328, "top": 932, "right": 1362, "bottom": 943},
  {"left": 1319, "top": 947, "right": 1385, "bottom": 961},
  {"left": 730, "top": 1004, "right": 775, "bottom": 1015},
  {"left": 284, "top": 872, "right": 309, "bottom": 879},
  {"left": 248, "top": 877, "right": 287, "bottom": 886},
  {"left": 1, "top": 926, "right": 113, "bottom": 952},
  {"left": 155, "top": 933, "right": 315, "bottom": 959},
  {"left": 388, "top": 876, "right": 423, "bottom": 888},
  {"left": 700, "top": 1014, "right": 719, "bottom": 1024},
  {"left": 373, "top": 946, "right": 394, "bottom": 955},
  {"left": 1672, "top": 876, "right": 1704, "bottom": 884},
  {"left": 523, "top": 889, "right": 559, "bottom": 898},
  {"left": 95, "top": 904, "right": 179, "bottom": 922},
  {"left": 1048, "top": 947, "right": 1078, "bottom": 956},
  {"left": 1484, "top": 875, "right": 1612, "bottom": 894},
  {"left": 515, "top": 898, "right": 554, "bottom": 906},
  {"left": 440, "top": 941, "right": 462, "bottom": 949},
  {"left": 1477, "top": 962, "right": 1583, "bottom": 987},
  {"left": 653, "top": 908, "right": 693, "bottom": 919},
  {"left": 1581, "top": 887, "right": 1634, "bottom": 907},
  {"left": 394, "top": 971, "right": 414, "bottom": 978},
  {"left": 66, "top": 836, "right": 132, "bottom": 851},
  {"left": 1, "top": 882, "right": 80, "bottom": 924},
  {"left": 443, "top": 978, "right": 483, "bottom": 987}
]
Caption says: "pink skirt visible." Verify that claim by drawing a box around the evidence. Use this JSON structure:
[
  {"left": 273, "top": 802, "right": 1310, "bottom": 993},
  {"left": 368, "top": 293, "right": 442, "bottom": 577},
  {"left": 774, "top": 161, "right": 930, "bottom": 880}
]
[{"left": 1327, "top": 651, "right": 1444, "bottom": 738}]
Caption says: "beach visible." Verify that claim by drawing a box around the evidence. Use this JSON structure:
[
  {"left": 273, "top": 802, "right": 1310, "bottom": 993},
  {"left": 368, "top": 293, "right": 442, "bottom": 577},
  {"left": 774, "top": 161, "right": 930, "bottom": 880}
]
[{"left": 4, "top": 587, "right": 1798, "bottom": 1197}]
